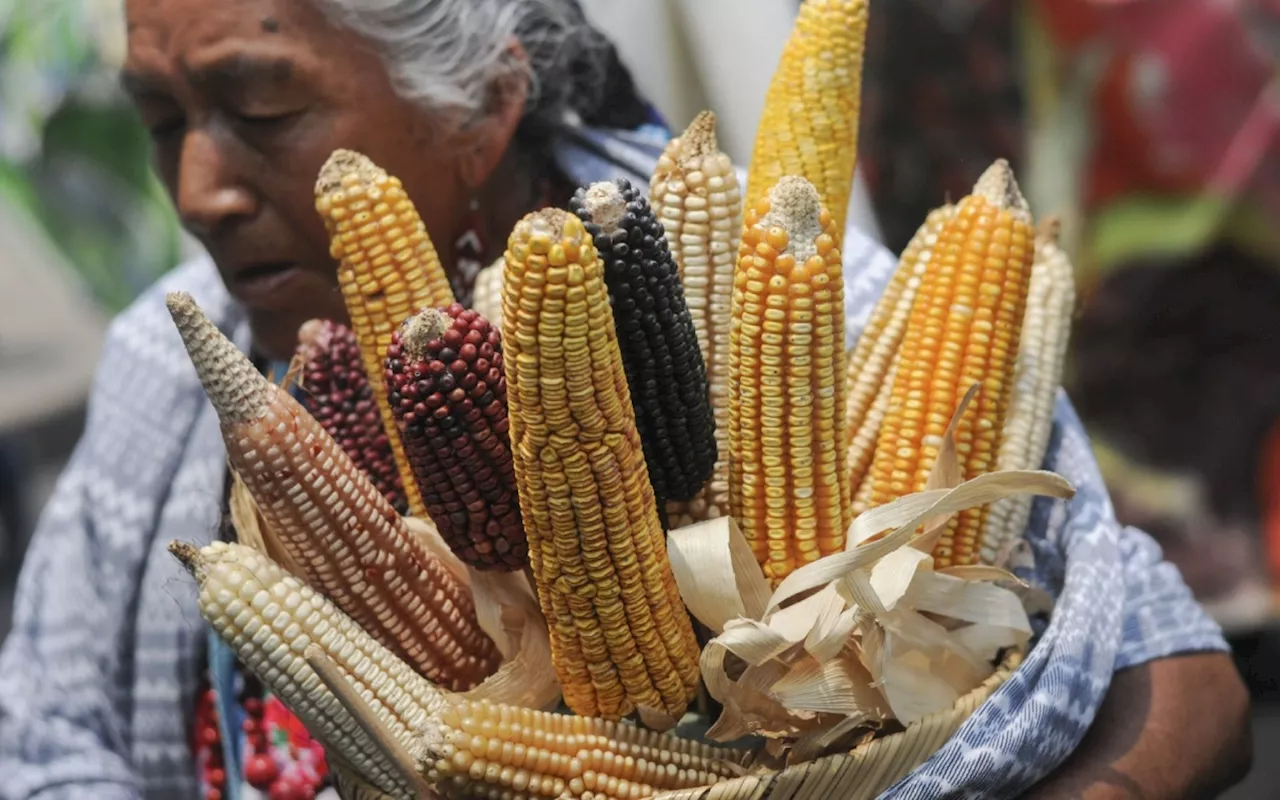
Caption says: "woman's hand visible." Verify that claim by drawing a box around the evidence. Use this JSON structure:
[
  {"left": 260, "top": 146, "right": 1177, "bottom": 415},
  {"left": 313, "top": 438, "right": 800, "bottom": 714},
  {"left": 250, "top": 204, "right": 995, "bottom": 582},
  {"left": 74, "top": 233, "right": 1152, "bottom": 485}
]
[{"left": 1027, "top": 652, "right": 1252, "bottom": 799}]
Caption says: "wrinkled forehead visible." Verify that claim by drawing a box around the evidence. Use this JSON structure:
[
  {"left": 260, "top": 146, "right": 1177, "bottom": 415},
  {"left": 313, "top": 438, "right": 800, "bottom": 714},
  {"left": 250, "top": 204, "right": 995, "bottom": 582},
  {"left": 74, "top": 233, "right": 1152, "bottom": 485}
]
[{"left": 123, "top": 0, "right": 343, "bottom": 72}]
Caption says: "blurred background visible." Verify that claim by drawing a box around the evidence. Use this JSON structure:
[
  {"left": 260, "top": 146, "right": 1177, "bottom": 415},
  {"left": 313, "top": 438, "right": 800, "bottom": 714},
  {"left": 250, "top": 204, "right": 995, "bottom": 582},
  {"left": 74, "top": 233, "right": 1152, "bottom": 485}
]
[{"left": 2, "top": 0, "right": 1279, "bottom": 795}]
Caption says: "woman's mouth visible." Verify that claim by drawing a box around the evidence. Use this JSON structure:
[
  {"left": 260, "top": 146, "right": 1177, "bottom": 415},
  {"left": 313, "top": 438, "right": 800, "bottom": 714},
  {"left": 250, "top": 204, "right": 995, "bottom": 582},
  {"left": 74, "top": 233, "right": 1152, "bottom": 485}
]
[{"left": 230, "top": 262, "right": 307, "bottom": 309}]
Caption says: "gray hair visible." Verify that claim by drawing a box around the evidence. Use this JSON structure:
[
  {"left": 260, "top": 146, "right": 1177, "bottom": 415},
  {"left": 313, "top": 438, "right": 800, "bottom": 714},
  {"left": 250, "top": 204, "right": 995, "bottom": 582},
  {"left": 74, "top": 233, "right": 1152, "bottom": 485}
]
[{"left": 310, "top": 0, "right": 643, "bottom": 133}]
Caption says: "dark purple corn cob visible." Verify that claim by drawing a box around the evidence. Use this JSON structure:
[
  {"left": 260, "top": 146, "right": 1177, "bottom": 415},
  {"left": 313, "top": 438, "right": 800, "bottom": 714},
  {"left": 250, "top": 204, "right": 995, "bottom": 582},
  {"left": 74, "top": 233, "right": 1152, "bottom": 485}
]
[
  {"left": 384, "top": 304, "right": 526, "bottom": 571},
  {"left": 296, "top": 319, "right": 408, "bottom": 514}
]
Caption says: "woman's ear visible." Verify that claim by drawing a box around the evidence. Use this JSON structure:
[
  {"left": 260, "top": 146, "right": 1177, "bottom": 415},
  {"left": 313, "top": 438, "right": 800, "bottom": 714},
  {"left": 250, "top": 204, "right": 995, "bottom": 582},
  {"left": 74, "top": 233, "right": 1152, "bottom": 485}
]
[{"left": 457, "top": 39, "right": 530, "bottom": 191}]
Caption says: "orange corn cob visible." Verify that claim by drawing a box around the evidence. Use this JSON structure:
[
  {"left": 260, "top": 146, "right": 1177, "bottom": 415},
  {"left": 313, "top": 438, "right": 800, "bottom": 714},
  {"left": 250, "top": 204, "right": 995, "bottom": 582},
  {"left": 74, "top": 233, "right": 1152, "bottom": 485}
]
[
  {"left": 863, "top": 160, "right": 1035, "bottom": 567},
  {"left": 729, "top": 176, "right": 851, "bottom": 582},
  {"left": 166, "top": 292, "right": 500, "bottom": 691},
  {"left": 843, "top": 205, "right": 955, "bottom": 504},
  {"left": 315, "top": 149, "right": 457, "bottom": 519}
]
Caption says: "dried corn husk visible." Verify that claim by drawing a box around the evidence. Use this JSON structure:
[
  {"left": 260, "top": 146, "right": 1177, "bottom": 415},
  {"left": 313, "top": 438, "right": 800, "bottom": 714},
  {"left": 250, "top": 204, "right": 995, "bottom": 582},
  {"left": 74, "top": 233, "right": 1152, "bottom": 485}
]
[{"left": 668, "top": 386, "right": 1075, "bottom": 750}]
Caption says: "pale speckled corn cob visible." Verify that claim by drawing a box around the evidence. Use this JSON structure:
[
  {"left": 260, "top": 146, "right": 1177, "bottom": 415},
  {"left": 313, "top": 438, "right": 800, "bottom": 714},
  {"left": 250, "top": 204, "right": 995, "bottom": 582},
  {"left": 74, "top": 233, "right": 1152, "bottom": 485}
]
[
  {"left": 471, "top": 256, "right": 506, "bottom": 329},
  {"left": 981, "top": 218, "right": 1075, "bottom": 564},
  {"left": 420, "top": 697, "right": 752, "bottom": 800},
  {"left": 651, "top": 111, "right": 743, "bottom": 527},
  {"left": 166, "top": 292, "right": 500, "bottom": 691},
  {"left": 500, "top": 208, "right": 701, "bottom": 724},
  {"left": 729, "top": 176, "right": 852, "bottom": 582},
  {"left": 169, "top": 540, "right": 443, "bottom": 797}
]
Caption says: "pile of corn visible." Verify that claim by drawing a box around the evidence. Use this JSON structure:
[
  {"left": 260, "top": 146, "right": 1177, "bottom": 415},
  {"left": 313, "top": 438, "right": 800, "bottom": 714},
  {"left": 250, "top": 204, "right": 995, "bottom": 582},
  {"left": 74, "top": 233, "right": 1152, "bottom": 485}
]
[{"left": 164, "top": 0, "right": 1077, "bottom": 796}]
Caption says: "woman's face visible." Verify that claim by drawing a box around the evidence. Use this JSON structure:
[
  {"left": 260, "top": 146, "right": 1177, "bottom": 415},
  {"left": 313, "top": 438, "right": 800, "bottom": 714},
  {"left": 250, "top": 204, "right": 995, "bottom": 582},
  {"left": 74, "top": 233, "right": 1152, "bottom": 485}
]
[{"left": 123, "top": 0, "right": 471, "bottom": 361}]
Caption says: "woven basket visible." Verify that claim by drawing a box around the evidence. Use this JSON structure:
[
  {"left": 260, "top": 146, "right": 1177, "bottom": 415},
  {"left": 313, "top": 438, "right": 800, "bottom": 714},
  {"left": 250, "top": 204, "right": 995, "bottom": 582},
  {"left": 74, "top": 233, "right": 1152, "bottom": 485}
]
[{"left": 653, "top": 648, "right": 1025, "bottom": 800}]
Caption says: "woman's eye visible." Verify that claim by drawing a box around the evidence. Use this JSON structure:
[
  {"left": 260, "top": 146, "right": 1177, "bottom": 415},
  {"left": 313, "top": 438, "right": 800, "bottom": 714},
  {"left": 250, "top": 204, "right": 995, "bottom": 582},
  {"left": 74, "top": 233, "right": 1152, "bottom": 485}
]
[{"left": 148, "top": 117, "right": 187, "bottom": 140}]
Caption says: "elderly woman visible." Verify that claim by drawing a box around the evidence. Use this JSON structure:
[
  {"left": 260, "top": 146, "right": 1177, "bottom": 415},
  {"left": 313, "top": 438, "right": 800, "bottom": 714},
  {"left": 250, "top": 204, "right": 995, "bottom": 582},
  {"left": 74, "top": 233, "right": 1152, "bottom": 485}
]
[{"left": 0, "top": 0, "right": 1253, "bottom": 798}]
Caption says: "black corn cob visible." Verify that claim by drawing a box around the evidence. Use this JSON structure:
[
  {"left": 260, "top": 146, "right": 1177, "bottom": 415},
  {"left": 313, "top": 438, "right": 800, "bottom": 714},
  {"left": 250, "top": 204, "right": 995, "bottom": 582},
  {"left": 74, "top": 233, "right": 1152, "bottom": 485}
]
[
  {"left": 569, "top": 178, "right": 718, "bottom": 505},
  {"left": 384, "top": 304, "right": 527, "bottom": 571},
  {"left": 296, "top": 319, "right": 408, "bottom": 514}
]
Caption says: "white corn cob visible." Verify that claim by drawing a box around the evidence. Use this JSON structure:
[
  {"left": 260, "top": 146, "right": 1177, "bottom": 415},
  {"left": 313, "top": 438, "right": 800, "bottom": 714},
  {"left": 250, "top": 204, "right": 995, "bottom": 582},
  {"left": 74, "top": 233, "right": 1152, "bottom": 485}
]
[
  {"left": 470, "top": 256, "right": 505, "bottom": 329},
  {"left": 850, "top": 360, "right": 897, "bottom": 515},
  {"left": 169, "top": 540, "right": 442, "bottom": 797},
  {"left": 650, "top": 111, "right": 743, "bottom": 526},
  {"left": 981, "top": 219, "right": 1076, "bottom": 564},
  {"left": 843, "top": 204, "right": 955, "bottom": 502},
  {"left": 420, "top": 697, "right": 751, "bottom": 800}
]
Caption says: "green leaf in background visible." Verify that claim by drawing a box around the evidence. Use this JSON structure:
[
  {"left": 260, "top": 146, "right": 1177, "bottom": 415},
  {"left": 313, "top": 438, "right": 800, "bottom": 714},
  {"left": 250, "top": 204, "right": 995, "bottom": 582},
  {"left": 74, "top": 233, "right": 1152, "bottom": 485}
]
[{"left": 1, "top": 0, "right": 184, "bottom": 315}]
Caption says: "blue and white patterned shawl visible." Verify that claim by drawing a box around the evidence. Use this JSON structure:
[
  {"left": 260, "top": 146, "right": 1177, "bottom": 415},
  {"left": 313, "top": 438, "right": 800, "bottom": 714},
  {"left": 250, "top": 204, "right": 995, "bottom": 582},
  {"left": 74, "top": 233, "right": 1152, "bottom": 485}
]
[{"left": 0, "top": 123, "right": 1227, "bottom": 800}]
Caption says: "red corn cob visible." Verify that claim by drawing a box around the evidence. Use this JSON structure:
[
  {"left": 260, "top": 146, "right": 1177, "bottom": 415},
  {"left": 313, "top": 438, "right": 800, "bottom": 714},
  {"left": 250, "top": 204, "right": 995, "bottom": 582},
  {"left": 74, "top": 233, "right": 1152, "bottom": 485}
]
[
  {"left": 296, "top": 319, "right": 408, "bottom": 514},
  {"left": 385, "top": 304, "right": 527, "bottom": 571}
]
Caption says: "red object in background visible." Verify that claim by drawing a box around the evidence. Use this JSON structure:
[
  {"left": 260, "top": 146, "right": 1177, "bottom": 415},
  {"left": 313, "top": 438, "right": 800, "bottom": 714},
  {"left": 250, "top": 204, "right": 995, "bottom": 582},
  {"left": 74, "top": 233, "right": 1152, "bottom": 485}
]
[
  {"left": 1034, "top": 0, "right": 1280, "bottom": 214},
  {"left": 1258, "top": 419, "right": 1280, "bottom": 586}
]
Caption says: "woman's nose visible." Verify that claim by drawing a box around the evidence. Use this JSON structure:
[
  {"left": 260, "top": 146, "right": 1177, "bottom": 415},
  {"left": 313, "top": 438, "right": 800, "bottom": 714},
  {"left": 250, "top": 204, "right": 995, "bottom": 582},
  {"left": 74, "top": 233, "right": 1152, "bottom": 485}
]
[{"left": 175, "top": 128, "right": 256, "bottom": 237}]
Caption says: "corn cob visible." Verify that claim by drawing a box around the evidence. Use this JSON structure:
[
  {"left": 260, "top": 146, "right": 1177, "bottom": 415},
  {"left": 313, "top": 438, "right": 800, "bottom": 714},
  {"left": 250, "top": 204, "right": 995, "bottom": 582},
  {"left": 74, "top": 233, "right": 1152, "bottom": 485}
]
[
  {"left": 863, "top": 160, "right": 1035, "bottom": 568},
  {"left": 169, "top": 540, "right": 443, "bottom": 798},
  {"left": 501, "top": 208, "right": 701, "bottom": 723},
  {"left": 315, "top": 149, "right": 458, "bottom": 520},
  {"left": 420, "top": 697, "right": 751, "bottom": 800},
  {"left": 471, "top": 257, "right": 506, "bottom": 330},
  {"left": 385, "top": 304, "right": 527, "bottom": 572},
  {"left": 568, "top": 179, "right": 718, "bottom": 507},
  {"left": 981, "top": 219, "right": 1075, "bottom": 564},
  {"left": 844, "top": 205, "right": 955, "bottom": 505},
  {"left": 650, "top": 111, "right": 743, "bottom": 526},
  {"left": 166, "top": 292, "right": 500, "bottom": 691},
  {"left": 729, "top": 176, "right": 851, "bottom": 582},
  {"left": 745, "top": 0, "right": 870, "bottom": 229},
  {"left": 297, "top": 318, "right": 409, "bottom": 515}
]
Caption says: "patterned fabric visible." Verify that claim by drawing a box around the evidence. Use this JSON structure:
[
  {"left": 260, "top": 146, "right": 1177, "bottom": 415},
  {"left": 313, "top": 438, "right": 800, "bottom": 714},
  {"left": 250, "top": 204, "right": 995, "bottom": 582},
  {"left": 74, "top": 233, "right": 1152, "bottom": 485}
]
[{"left": 0, "top": 122, "right": 1227, "bottom": 800}]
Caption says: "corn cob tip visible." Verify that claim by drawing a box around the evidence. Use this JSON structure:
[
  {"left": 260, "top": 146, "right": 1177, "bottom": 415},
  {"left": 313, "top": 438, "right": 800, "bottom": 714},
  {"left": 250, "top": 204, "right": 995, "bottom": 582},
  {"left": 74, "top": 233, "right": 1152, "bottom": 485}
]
[
  {"left": 677, "top": 110, "right": 719, "bottom": 161},
  {"left": 517, "top": 206, "right": 575, "bottom": 242},
  {"left": 315, "top": 148, "right": 383, "bottom": 197},
  {"left": 972, "top": 159, "right": 1031, "bottom": 221},
  {"left": 1036, "top": 215, "right": 1063, "bottom": 245},
  {"left": 166, "top": 291, "right": 271, "bottom": 423},
  {"left": 397, "top": 306, "right": 451, "bottom": 361},
  {"left": 577, "top": 180, "right": 628, "bottom": 233},
  {"left": 167, "top": 540, "right": 202, "bottom": 579},
  {"left": 761, "top": 176, "right": 825, "bottom": 256}
]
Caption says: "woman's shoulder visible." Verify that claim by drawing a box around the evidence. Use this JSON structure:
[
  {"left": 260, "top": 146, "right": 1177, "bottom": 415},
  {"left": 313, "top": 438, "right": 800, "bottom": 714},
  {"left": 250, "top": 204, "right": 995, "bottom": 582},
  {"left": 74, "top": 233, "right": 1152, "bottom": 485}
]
[{"left": 85, "top": 256, "right": 245, "bottom": 426}]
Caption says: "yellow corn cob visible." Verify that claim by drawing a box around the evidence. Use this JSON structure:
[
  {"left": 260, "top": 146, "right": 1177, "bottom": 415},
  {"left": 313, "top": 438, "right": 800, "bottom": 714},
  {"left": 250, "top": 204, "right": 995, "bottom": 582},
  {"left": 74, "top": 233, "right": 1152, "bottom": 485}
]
[
  {"left": 864, "top": 160, "right": 1035, "bottom": 568},
  {"left": 981, "top": 219, "right": 1075, "bottom": 564},
  {"left": 166, "top": 292, "right": 500, "bottom": 691},
  {"left": 651, "top": 111, "right": 743, "bottom": 527},
  {"left": 315, "top": 149, "right": 457, "bottom": 519},
  {"left": 169, "top": 540, "right": 444, "bottom": 797},
  {"left": 745, "top": 0, "right": 870, "bottom": 229},
  {"left": 501, "top": 209, "right": 701, "bottom": 723},
  {"left": 729, "top": 176, "right": 851, "bottom": 582},
  {"left": 420, "top": 697, "right": 751, "bottom": 800},
  {"left": 471, "top": 256, "right": 506, "bottom": 329},
  {"left": 843, "top": 205, "right": 955, "bottom": 502}
]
